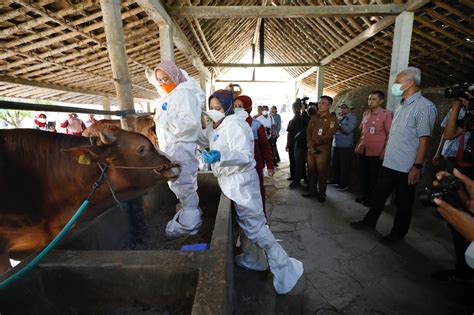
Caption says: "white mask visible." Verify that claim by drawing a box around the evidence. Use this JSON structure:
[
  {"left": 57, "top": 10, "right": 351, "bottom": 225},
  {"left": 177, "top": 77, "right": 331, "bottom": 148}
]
[
  {"left": 207, "top": 109, "right": 225, "bottom": 123},
  {"left": 391, "top": 83, "right": 404, "bottom": 96},
  {"left": 262, "top": 110, "right": 269, "bottom": 116},
  {"left": 38, "top": 118, "right": 46, "bottom": 123},
  {"left": 235, "top": 109, "right": 248, "bottom": 119}
]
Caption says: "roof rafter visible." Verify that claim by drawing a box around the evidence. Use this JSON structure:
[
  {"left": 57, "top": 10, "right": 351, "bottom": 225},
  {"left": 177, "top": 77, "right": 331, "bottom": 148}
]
[{"left": 169, "top": 4, "right": 405, "bottom": 18}]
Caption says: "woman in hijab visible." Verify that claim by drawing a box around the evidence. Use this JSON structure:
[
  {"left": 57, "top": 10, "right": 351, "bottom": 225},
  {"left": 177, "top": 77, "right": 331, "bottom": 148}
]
[{"left": 153, "top": 60, "right": 205, "bottom": 237}]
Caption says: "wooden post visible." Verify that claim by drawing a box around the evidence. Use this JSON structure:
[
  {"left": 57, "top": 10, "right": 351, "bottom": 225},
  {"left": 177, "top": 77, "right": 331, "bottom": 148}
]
[
  {"left": 102, "top": 96, "right": 111, "bottom": 119},
  {"left": 316, "top": 66, "right": 325, "bottom": 100},
  {"left": 159, "top": 24, "right": 174, "bottom": 62},
  {"left": 100, "top": 0, "right": 136, "bottom": 131},
  {"left": 387, "top": 11, "right": 414, "bottom": 112}
]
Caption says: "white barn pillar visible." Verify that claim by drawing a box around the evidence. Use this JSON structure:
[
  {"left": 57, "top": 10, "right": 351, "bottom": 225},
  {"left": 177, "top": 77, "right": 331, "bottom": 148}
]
[{"left": 387, "top": 11, "right": 414, "bottom": 111}]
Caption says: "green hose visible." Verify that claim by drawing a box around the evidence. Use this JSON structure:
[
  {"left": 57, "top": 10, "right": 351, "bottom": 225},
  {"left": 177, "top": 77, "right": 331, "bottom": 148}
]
[{"left": 0, "top": 200, "right": 90, "bottom": 290}]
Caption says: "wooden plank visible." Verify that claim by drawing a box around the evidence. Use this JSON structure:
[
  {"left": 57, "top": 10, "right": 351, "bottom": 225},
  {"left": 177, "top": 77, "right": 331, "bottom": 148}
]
[
  {"left": 205, "top": 63, "right": 320, "bottom": 68},
  {"left": 296, "top": 15, "right": 396, "bottom": 81},
  {"left": 0, "top": 75, "right": 111, "bottom": 98},
  {"left": 405, "top": 0, "right": 431, "bottom": 11},
  {"left": 136, "top": 0, "right": 209, "bottom": 77},
  {"left": 169, "top": 4, "right": 404, "bottom": 19}
]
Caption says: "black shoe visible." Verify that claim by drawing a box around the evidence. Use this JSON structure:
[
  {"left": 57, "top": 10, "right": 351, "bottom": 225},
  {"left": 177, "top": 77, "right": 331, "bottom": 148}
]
[
  {"left": 355, "top": 196, "right": 366, "bottom": 203},
  {"left": 317, "top": 195, "right": 326, "bottom": 203},
  {"left": 274, "top": 163, "right": 279, "bottom": 167},
  {"left": 289, "top": 181, "right": 300, "bottom": 189},
  {"left": 431, "top": 269, "right": 474, "bottom": 282},
  {"left": 327, "top": 180, "right": 339, "bottom": 186},
  {"left": 362, "top": 200, "right": 371, "bottom": 208},
  {"left": 381, "top": 232, "right": 404, "bottom": 243},
  {"left": 287, "top": 177, "right": 294, "bottom": 181},
  {"left": 350, "top": 220, "right": 375, "bottom": 230},
  {"left": 302, "top": 192, "right": 316, "bottom": 198}
]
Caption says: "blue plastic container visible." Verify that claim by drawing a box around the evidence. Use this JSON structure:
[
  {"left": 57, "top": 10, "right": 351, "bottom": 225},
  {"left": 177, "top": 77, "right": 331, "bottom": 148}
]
[{"left": 180, "top": 243, "right": 209, "bottom": 251}]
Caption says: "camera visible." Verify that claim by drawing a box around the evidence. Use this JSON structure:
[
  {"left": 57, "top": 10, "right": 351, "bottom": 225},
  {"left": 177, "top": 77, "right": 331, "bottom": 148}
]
[
  {"left": 418, "top": 175, "right": 468, "bottom": 210},
  {"left": 444, "top": 82, "right": 474, "bottom": 99}
]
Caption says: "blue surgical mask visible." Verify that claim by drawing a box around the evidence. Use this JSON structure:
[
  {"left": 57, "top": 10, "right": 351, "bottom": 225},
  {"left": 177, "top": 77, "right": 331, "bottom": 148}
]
[
  {"left": 234, "top": 108, "right": 245, "bottom": 113},
  {"left": 391, "top": 83, "right": 404, "bottom": 96}
]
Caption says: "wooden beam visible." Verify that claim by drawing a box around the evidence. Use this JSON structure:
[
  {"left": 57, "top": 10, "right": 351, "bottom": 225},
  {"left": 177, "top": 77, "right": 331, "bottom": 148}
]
[
  {"left": 296, "top": 15, "right": 396, "bottom": 81},
  {"left": 215, "top": 79, "right": 288, "bottom": 83},
  {"left": 206, "top": 63, "right": 320, "bottom": 68},
  {"left": 136, "top": 0, "right": 209, "bottom": 77},
  {"left": 405, "top": 0, "right": 431, "bottom": 11},
  {"left": 0, "top": 75, "right": 112, "bottom": 98},
  {"left": 100, "top": 0, "right": 136, "bottom": 131},
  {"left": 169, "top": 4, "right": 404, "bottom": 18}
]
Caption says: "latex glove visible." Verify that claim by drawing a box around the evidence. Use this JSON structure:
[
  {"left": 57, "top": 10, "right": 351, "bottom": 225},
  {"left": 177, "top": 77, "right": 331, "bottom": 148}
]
[
  {"left": 201, "top": 150, "right": 221, "bottom": 164},
  {"left": 267, "top": 169, "right": 275, "bottom": 177}
]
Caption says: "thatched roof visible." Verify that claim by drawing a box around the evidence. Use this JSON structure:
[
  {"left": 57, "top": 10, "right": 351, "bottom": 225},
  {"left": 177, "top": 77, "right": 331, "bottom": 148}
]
[{"left": 0, "top": 0, "right": 472, "bottom": 105}]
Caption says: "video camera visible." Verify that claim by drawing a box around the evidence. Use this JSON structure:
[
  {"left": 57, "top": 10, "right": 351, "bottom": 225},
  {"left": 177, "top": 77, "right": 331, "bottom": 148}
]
[
  {"left": 300, "top": 97, "right": 309, "bottom": 105},
  {"left": 445, "top": 82, "right": 474, "bottom": 99},
  {"left": 445, "top": 82, "right": 474, "bottom": 111},
  {"left": 418, "top": 175, "right": 469, "bottom": 211}
]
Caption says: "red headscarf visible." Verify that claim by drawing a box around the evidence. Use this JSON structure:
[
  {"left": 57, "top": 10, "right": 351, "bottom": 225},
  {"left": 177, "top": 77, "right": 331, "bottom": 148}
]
[
  {"left": 155, "top": 60, "right": 186, "bottom": 85},
  {"left": 34, "top": 113, "right": 47, "bottom": 128},
  {"left": 235, "top": 95, "right": 253, "bottom": 114}
]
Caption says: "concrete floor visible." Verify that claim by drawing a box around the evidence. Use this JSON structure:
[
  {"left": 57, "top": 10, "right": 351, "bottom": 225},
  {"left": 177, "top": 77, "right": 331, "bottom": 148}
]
[{"left": 233, "top": 162, "right": 474, "bottom": 315}]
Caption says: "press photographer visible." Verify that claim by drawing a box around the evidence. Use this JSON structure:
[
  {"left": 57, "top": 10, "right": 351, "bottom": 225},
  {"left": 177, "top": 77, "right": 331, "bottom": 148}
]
[
  {"left": 442, "top": 83, "right": 473, "bottom": 178},
  {"left": 429, "top": 170, "right": 474, "bottom": 281}
]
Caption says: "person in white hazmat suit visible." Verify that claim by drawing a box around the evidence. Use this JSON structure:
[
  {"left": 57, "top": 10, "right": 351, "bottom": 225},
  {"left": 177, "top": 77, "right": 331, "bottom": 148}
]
[
  {"left": 200, "top": 89, "right": 303, "bottom": 295},
  {"left": 152, "top": 60, "right": 204, "bottom": 237}
]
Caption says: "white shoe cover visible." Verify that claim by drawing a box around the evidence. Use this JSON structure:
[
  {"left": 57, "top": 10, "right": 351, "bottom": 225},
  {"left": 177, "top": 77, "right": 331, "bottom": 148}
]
[
  {"left": 235, "top": 236, "right": 268, "bottom": 271},
  {"left": 165, "top": 208, "right": 202, "bottom": 237},
  {"left": 267, "top": 243, "right": 304, "bottom": 295}
]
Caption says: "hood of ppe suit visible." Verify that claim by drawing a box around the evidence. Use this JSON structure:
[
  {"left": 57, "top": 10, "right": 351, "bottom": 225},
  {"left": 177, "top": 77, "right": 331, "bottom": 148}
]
[
  {"left": 154, "top": 69, "right": 205, "bottom": 149},
  {"left": 236, "top": 95, "right": 253, "bottom": 114},
  {"left": 155, "top": 60, "right": 186, "bottom": 85},
  {"left": 208, "top": 114, "right": 256, "bottom": 177},
  {"left": 209, "top": 89, "right": 234, "bottom": 116}
]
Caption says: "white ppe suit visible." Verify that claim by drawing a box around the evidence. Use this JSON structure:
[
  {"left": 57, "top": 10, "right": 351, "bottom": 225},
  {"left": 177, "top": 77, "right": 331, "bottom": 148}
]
[
  {"left": 154, "top": 70, "right": 204, "bottom": 237},
  {"left": 201, "top": 114, "right": 303, "bottom": 295}
]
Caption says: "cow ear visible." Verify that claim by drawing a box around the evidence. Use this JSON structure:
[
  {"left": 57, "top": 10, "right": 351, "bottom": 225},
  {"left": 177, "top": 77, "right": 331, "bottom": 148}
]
[
  {"left": 99, "top": 126, "right": 120, "bottom": 145},
  {"left": 62, "top": 146, "right": 105, "bottom": 165}
]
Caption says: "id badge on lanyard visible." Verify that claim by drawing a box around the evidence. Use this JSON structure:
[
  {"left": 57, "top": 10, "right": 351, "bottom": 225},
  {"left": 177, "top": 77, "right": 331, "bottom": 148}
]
[
  {"left": 318, "top": 128, "right": 323, "bottom": 136},
  {"left": 369, "top": 126, "right": 376, "bottom": 134}
]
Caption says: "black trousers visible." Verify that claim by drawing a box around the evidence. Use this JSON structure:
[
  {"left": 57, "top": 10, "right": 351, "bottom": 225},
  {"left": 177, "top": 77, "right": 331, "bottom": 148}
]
[
  {"left": 288, "top": 142, "right": 295, "bottom": 178},
  {"left": 332, "top": 147, "right": 354, "bottom": 188},
  {"left": 294, "top": 144, "right": 307, "bottom": 181},
  {"left": 363, "top": 166, "right": 416, "bottom": 237},
  {"left": 359, "top": 154, "right": 383, "bottom": 200}
]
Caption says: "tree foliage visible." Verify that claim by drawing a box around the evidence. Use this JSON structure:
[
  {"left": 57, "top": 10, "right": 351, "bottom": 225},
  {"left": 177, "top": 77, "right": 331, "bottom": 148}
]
[{"left": 0, "top": 110, "right": 32, "bottom": 128}]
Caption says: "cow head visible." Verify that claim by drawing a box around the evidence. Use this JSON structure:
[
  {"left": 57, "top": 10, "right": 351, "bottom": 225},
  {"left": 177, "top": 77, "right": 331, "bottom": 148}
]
[{"left": 63, "top": 126, "right": 180, "bottom": 184}]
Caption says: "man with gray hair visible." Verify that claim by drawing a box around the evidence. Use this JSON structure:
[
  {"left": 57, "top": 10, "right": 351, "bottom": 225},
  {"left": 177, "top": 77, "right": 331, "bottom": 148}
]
[{"left": 351, "top": 67, "right": 437, "bottom": 242}]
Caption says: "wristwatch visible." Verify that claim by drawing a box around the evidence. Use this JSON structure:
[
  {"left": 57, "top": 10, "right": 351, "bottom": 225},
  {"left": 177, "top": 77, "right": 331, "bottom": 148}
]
[{"left": 414, "top": 163, "right": 423, "bottom": 170}]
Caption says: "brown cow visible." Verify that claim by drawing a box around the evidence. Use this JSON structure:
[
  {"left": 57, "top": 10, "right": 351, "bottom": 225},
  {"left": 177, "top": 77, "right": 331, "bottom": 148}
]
[
  {"left": 83, "top": 116, "right": 158, "bottom": 148},
  {"left": 0, "top": 127, "right": 179, "bottom": 272}
]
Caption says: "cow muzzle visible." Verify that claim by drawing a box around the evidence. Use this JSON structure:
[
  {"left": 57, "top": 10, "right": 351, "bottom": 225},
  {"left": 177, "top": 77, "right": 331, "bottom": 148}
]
[{"left": 153, "top": 162, "right": 181, "bottom": 181}]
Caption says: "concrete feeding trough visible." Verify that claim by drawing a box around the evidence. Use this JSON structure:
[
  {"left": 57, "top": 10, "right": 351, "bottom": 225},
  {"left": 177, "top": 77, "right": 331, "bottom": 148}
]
[{"left": 0, "top": 173, "right": 234, "bottom": 314}]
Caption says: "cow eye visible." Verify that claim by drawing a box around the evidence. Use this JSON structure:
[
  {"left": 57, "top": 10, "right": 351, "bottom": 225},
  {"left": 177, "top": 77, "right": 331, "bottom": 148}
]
[{"left": 137, "top": 145, "right": 146, "bottom": 154}]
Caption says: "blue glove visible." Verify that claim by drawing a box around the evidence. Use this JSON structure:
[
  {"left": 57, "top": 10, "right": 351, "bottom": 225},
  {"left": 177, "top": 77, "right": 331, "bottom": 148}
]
[{"left": 201, "top": 150, "right": 221, "bottom": 164}]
